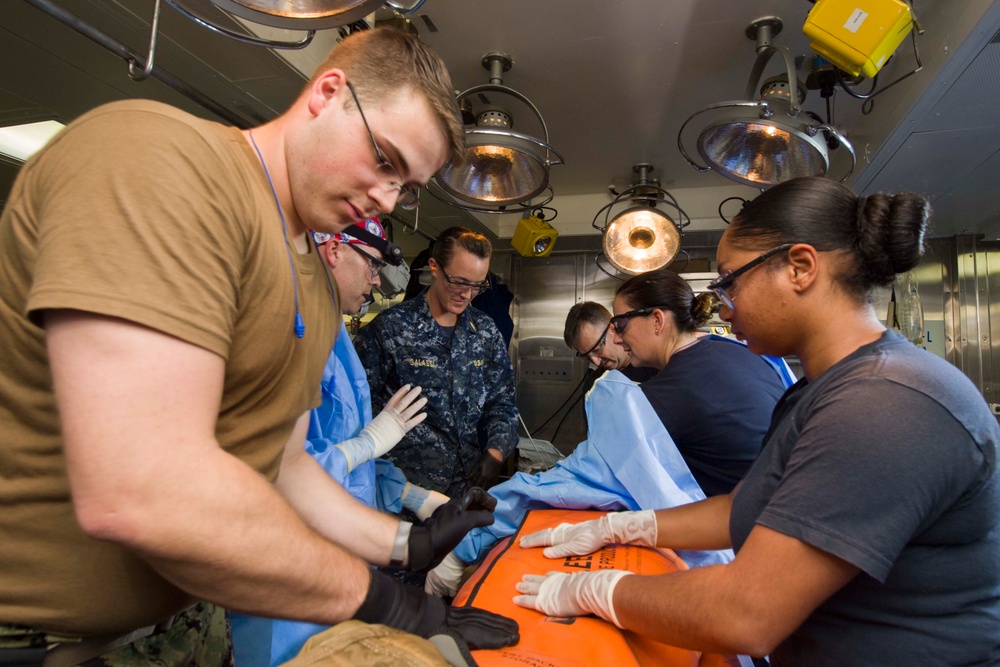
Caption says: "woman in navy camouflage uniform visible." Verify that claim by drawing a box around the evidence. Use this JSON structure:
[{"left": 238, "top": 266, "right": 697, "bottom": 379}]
[{"left": 354, "top": 227, "right": 519, "bottom": 497}]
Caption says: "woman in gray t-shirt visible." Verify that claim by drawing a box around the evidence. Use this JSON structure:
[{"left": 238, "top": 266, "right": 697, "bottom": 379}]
[{"left": 513, "top": 176, "right": 1000, "bottom": 666}]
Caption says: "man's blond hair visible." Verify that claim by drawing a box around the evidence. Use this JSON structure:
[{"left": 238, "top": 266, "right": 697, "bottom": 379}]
[{"left": 310, "top": 27, "right": 465, "bottom": 165}]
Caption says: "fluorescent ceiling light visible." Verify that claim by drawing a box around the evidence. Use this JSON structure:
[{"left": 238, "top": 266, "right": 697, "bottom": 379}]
[{"left": 0, "top": 120, "right": 66, "bottom": 162}]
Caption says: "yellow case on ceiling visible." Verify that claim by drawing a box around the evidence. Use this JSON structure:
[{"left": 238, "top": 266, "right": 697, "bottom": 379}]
[
  {"left": 511, "top": 215, "right": 558, "bottom": 257},
  {"left": 803, "top": 0, "right": 913, "bottom": 78}
]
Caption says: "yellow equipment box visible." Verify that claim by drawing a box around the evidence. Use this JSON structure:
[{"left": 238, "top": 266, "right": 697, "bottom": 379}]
[
  {"left": 803, "top": 0, "right": 914, "bottom": 78},
  {"left": 511, "top": 215, "right": 558, "bottom": 257}
]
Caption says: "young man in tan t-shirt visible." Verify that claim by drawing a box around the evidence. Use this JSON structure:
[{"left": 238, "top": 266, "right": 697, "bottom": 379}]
[{"left": 0, "top": 27, "right": 517, "bottom": 664}]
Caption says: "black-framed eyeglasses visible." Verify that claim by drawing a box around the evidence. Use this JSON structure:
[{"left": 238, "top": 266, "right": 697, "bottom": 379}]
[
  {"left": 610, "top": 306, "right": 668, "bottom": 334},
  {"left": 346, "top": 242, "right": 386, "bottom": 281},
  {"left": 346, "top": 81, "right": 421, "bottom": 210},
  {"left": 576, "top": 324, "right": 610, "bottom": 359},
  {"left": 440, "top": 266, "right": 490, "bottom": 296},
  {"left": 709, "top": 243, "right": 794, "bottom": 311}
]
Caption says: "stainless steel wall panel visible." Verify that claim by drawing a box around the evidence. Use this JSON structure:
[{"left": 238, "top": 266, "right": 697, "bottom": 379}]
[
  {"left": 983, "top": 241, "right": 1000, "bottom": 407},
  {"left": 966, "top": 238, "right": 1000, "bottom": 410},
  {"left": 956, "top": 235, "right": 985, "bottom": 388},
  {"left": 920, "top": 237, "right": 955, "bottom": 363},
  {"left": 511, "top": 255, "right": 589, "bottom": 452},
  {"left": 580, "top": 256, "right": 622, "bottom": 310},
  {"left": 518, "top": 338, "right": 575, "bottom": 384},
  {"left": 514, "top": 255, "right": 580, "bottom": 341},
  {"left": 511, "top": 252, "right": 636, "bottom": 452},
  {"left": 905, "top": 235, "right": 997, "bottom": 414}
]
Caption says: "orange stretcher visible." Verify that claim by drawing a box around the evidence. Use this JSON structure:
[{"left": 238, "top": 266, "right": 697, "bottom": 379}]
[{"left": 452, "top": 509, "right": 740, "bottom": 667}]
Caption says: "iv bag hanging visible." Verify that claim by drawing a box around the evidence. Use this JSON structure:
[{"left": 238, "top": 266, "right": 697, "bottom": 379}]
[{"left": 895, "top": 270, "right": 924, "bottom": 344}]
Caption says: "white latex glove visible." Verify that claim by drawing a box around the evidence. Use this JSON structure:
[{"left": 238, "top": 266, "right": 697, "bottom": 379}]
[
  {"left": 335, "top": 384, "right": 427, "bottom": 472},
  {"left": 424, "top": 551, "right": 467, "bottom": 598},
  {"left": 513, "top": 570, "right": 632, "bottom": 627},
  {"left": 518, "top": 510, "right": 657, "bottom": 559}
]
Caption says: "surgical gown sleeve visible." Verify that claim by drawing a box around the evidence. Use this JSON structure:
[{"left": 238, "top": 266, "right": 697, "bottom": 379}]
[
  {"left": 373, "top": 459, "right": 409, "bottom": 513},
  {"left": 455, "top": 371, "right": 733, "bottom": 569},
  {"left": 352, "top": 316, "right": 392, "bottom": 416}
]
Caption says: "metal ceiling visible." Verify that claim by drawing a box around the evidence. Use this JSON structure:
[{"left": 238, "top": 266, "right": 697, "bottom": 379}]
[{"left": 2, "top": 0, "right": 1000, "bottom": 255}]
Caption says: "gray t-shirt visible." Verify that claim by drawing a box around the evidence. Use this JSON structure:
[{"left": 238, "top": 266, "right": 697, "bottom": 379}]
[{"left": 730, "top": 329, "right": 1000, "bottom": 666}]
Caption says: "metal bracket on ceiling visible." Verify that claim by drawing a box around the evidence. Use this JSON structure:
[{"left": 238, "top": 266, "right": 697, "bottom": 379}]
[
  {"left": 129, "top": 0, "right": 319, "bottom": 81},
  {"left": 127, "top": 0, "right": 163, "bottom": 81},
  {"left": 22, "top": 0, "right": 249, "bottom": 127}
]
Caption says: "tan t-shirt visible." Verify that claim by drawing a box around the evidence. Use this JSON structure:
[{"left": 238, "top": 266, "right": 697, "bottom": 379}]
[{"left": 0, "top": 101, "right": 338, "bottom": 636}]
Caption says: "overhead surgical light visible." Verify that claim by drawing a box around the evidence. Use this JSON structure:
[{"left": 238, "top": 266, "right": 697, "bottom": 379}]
[
  {"left": 26, "top": 0, "right": 432, "bottom": 128},
  {"left": 109, "top": 0, "right": 426, "bottom": 82},
  {"left": 593, "top": 163, "right": 690, "bottom": 276},
  {"left": 433, "top": 52, "right": 564, "bottom": 214},
  {"left": 678, "top": 16, "right": 855, "bottom": 189},
  {"left": 173, "top": 0, "right": 419, "bottom": 32}
]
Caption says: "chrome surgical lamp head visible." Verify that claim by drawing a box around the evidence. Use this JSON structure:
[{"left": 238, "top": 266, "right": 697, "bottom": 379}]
[
  {"left": 433, "top": 52, "right": 564, "bottom": 214},
  {"left": 126, "top": 0, "right": 427, "bottom": 84},
  {"left": 677, "top": 16, "right": 855, "bottom": 189},
  {"left": 593, "top": 163, "right": 690, "bottom": 276},
  {"left": 174, "top": 0, "right": 424, "bottom": 32}
]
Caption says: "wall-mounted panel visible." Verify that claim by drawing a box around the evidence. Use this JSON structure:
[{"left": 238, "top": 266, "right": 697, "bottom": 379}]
[{"left": 511, "top": 254, "right": 587, "bottom": 452}]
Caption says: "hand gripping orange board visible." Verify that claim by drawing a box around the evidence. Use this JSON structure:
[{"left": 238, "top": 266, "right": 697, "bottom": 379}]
[{"left": 452, "top": 509, "right": 739, "bottom": 667}]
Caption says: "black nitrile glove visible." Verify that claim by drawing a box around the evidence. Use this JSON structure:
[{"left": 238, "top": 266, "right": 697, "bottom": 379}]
[
  {"left": 354, "top": 570, "right": 519, "bottom": 650},
  {"left": 441, "top": 605, "right": 519, "bottom": 650},
  {"left": 407, "top": 488, "right": 497, "bottom": 572},
  {"left": 464, "top": 451, "right": 505, "bottom": 490}
]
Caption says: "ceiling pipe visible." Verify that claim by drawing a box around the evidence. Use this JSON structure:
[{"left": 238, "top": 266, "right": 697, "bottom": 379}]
[{"left": 22, "top": 0, "right": 252, "bottom": 128}]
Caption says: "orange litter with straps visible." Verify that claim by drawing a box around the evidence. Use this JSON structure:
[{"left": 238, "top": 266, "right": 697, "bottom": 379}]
[{"left": 452, "top": 509, "right": 740, "bottom": 667}]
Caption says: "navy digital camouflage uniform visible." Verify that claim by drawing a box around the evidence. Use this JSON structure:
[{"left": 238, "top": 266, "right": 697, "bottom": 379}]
[
  {"left": 0, "top": 602, "right": 232, "bottom": 666},
  {"left": 353, "top": 290, "right": 519, "bottom": 497}
]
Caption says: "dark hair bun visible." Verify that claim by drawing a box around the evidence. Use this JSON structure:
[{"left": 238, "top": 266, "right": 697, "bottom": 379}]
[
  {"left": 691, "top": 292, "right": 715, "bottom": 328},
  {"left": 856, "top": 192, "right": 930, "bottom": 286}
]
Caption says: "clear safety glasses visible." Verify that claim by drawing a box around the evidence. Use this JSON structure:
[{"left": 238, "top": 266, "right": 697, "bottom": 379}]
[
  {"left": 440, "top": 267, "right": 490, "bottom": 296},
  {"left": 709, "top": 243, "right": 794, "bottom": 310},
  {"left": 577, "top": 324, "right": 610, "bottom": 358},
  {"left": 347, "top": 242, "right": 386, "bottom": 281}
]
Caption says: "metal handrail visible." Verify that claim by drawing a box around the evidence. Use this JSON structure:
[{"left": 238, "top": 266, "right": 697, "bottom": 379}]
[{"left": 22, "top": 0, "right": 251, "bottom": 128}]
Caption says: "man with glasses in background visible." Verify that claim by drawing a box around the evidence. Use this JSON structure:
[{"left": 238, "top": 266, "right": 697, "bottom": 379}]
[
  {"left": 356, "top": 227, "right": 520, "bottom": 499},
  {"left": 564, "top": 302, "right": 657, "bottom": 386},
  {"left": 0, "top": 27, "right": 519, "bottom": 664}
]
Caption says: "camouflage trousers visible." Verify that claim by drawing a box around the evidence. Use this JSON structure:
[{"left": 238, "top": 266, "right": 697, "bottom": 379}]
[{"left": 0, "top": 602, "right": 233, "bottom": 666}]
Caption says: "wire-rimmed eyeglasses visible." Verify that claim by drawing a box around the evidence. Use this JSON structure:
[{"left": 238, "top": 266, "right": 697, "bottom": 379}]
[
  {"left": 346, "top": 81, "right": 420, "bottom": 210},
  {"left": 709, "top": 243, "right": 794, "bottom": 311}
]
